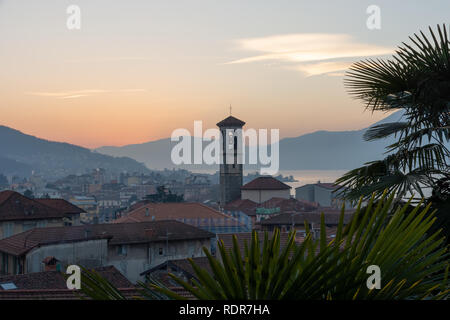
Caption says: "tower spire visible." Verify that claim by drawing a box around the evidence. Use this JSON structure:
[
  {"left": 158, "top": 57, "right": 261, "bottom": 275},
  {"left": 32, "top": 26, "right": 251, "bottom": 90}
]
[{"left": 229, "top": 104, "right": 232, "bottom": 116}]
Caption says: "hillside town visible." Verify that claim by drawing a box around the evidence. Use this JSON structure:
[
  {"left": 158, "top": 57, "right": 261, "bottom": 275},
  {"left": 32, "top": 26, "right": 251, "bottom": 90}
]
[
  {"left": 1, "top": 1, "right": 449, "bottom": 308},
  {"left": 0, "top": 115, "right": 355, "bottom": 299}
]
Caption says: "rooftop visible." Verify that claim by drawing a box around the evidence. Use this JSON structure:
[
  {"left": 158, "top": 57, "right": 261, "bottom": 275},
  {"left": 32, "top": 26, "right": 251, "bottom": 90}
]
[
  {"left": 141, "top": 256, "right": 212, "bottom": 278},
  {"left": 0, "top": 190, "right": 84, "bottom": 222},
  {"left": 241, "top": 177, "right": 292, "bottom": 191},
  {"left": 35, "top": 198, "right": 86, "bottom": 214},
  {"left": 216, "top": 115, "right": 246, "bottom": 127},
  {"left": 0, "top": 266, "right": 133, "bottom": 291},
  {"left": 259, "top": 197, "right": 318, "bottom": 212},
  {"left": 0, "top": 266, "right": 141, "bottom": 300},
  {"left": 113, "top": 202, "right": 228, "bottom": 224},
  {"left": 0, "top": 220, "right": 215, "bottom": 256},
  {"left": 259, "top": 209, "right": 355, "bottom": 226}
]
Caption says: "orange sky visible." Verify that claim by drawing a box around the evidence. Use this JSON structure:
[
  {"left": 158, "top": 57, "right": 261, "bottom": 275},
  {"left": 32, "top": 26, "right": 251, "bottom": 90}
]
[{"left": 1, "top": 1, "right": 444, "bottom": 148}]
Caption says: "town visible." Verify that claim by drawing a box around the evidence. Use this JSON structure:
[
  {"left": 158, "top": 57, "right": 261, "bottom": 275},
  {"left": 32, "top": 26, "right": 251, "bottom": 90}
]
[
  {"left": 0, "top": 115, "right": 357, "bottom": 298},
  {"left": 0, "top": 0, "right": 448, "bottom": 308}
]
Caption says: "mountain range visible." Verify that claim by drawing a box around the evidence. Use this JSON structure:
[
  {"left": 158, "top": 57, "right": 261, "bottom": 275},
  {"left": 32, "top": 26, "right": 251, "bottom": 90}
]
[
  {"left": 96, "top": 111, "right": 405, "bottom": 171},
  {"left": 0, "top": 126, "right": 149, "bottom": 179},
  {"left": 0, "top": 111, "right": 408, "bottom": 179}
]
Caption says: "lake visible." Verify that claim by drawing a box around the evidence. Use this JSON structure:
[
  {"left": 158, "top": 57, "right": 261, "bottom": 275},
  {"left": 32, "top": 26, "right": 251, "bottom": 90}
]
[{"left": 192, "top": 169, "right": 348, "bottom": 196}]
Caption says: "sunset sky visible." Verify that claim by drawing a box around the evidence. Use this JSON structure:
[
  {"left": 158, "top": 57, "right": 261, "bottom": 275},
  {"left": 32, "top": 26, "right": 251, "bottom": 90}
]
[{"left": 1, "top": 0, "right": 448, "bottom": 148}]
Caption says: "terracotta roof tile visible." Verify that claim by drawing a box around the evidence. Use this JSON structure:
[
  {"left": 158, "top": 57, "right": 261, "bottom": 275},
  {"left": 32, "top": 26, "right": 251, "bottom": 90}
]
[
  {"left": 114, "top": 202, "right": 229, "bottom": 224},
  {"left": 241, "top": 177, "right": 291, "bottom": 190},
  {"left": 259, "top": 209, "right": 355, "bottom": 226},
  {"left": 259, "top": 197, "right": 318, "bottom": 212},
  {"left": 0, "top": 266, "right": 133, "bottom": 291},
  {"left": 35, "top": 199, "right": 85, "bottom": 214},
  {"left": 0, "top": 220, "right": 215, "bottom": 256},
  {"left": 0, "top": 190, "right": 82, "bottom": 222}
]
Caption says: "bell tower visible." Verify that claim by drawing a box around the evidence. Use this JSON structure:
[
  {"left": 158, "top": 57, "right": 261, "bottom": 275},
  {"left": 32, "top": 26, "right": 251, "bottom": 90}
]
[{"left": 217, "top": 114, "right": 245, "bottom": 207}]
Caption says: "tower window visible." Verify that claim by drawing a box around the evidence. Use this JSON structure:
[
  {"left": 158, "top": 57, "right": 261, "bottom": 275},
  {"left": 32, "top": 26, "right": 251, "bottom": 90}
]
[{"left": 228, "top": 131, "right": 234, "bottom": 149}]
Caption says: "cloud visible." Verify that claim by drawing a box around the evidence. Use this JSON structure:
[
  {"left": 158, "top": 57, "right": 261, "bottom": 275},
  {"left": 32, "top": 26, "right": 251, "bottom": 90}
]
[
  {"left": 227, "top": 33, "right": 393, "bottom": 76},
  {"left": 66, "top": 57, "right": 153, "bottom": 63},
  {"left": 294, "top": 61, "right": 354, "bottom": 77},
  {"left": 26, "top": 89, "right": 148, "bottom": 99}
]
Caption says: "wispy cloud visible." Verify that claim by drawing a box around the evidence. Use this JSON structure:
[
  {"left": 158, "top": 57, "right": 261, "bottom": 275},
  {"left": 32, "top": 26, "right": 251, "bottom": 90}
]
[
  {"left": 65, "top": 57, "right": 153, "bottom": 63},
  {"left": 294, "top": 61, "right": 354, "bottom": 77},
  {"left": 227, "top": 33, "right": 393, "bottom": 76},
  {"left": 26, "top": 89, "right": 148, "bottom": 99}
]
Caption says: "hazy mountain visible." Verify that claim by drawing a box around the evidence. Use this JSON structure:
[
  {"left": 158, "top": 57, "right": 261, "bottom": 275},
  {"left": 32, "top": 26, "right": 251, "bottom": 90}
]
[
  {"left": 96, "top": 111, "right": 405, "bottom": 171},
  {"left": 0, "top": 126, "right": 149, "bottom": 178}
]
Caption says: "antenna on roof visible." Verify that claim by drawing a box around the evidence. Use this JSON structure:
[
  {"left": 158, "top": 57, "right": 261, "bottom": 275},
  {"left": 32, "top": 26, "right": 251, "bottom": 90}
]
[{"left": 229, "top": 104, "right": 232, "bottom": 116}]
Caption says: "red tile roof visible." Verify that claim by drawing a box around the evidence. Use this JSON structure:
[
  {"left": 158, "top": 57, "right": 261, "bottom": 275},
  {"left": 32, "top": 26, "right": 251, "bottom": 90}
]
[
  {"left": 0, "top": 266, "right": 133, "bottom": 291},
  {"left": 0, "top": 220, "right": 215, "bottom": 256},
  {"left": 0, "top": 287, "right": 140, "bottom": 300},
  {"left": 216, "top": 116, "right": 246, "bottom": 127},
  {"left": 113, "top": 202, "right": 229, "bottom": 224},
  {"left": 35, "top": 199, "right": 85, "bottom": 214},
  {"left": 0, "top": 190, "right": 82, "bottom": 222},
  {"left": 224, "top": 199, "right": 258, "bottom": 210},
  {"left": 259, "top": 209, "right": 355, "bottom": 226},
  {"left": 241, "top": 177, "right": 291, "bottom": 190},
  {"left": 223, "top": 199, "right": 258, "bottom": 216},
  {"left": 259, "top": 197, "right": 318, "bottom": 212}
]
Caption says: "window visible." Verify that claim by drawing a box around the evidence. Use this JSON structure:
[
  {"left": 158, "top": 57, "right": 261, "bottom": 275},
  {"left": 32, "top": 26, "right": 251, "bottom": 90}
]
[
  {"left": 23, "top": 222, "right": 37, "bottom": 232},
  {"left": 37, "top": 220, "right": 47, "bottom": 228},
  {"left": 0, "top": 282, "right": 17, "bottom": 290},
  {"left": 1, "top": 253, "right": 8, "bottom": 274},
  {"left": 117, "top": 245, "right": 127, "bottom": 256},
  {"left": 159, "top": 247, "right": 164, "bottom": 255},
  {"left": 2, "top": 222, "right": 14, "bottom": 238}
]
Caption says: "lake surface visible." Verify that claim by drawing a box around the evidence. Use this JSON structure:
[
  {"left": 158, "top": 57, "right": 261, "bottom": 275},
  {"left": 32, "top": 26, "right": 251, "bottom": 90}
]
[
  {"left": 277, "top": 170, "right": 348, "bottom": 194},
  {"left": 193, "top": 169, "right": 348, "bottom": 196}
]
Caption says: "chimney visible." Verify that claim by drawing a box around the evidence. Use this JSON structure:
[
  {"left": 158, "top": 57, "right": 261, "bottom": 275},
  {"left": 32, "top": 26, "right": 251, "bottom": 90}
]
[{"left": 42, "top": 256, "right": 59, "bottom": 272}]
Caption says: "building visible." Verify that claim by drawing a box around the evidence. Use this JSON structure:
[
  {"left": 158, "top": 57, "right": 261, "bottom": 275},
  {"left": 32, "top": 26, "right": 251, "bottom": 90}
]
[
  {"left": 69, "top": 196, "right": 98, "bottom": 223},
  {"left": 241, "top": 176, "right": 291, "bottom": 204},
  {"left": 0, "top": 266, "right": 136, "bottom": 300},
  {"left": 295, "top": 182, "right": 352, "bottom": 208},
  {"left": 0, "top": 190, "right": 83, "bottom": 239},
  {"left": 113, "top": 202, "right": 250, "bottom": 234},
  {"left": 140, "top": 256, "right": 212, "bottom": 287},
  {"left": 217, "top": 115, "right": 245, "bottom": 207},
  {"left": 0, "top": 220, "right": 214, "bottom": 283},
  {"left": 258, "top": 208, "right": 355, "bottom": 237},
  {"left": 223, "top": 198, "right": 258, "bottom": 227},
  {"left": 255, "top": 197, "right": 319, "bottom": 223}
]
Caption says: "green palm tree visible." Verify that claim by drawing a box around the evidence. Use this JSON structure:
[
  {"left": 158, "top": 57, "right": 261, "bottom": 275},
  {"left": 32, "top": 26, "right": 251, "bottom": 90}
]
[
  {"left": 77, "top": 191, "right": 449, "bottom": 300},
  {"left": 336, "top": 24, "right": 450, "bottom": 203}
]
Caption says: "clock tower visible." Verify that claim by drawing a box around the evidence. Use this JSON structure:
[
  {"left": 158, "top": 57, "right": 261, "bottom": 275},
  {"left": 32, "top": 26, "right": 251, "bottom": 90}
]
[{"left": 217, "top": 115, "right": 245, "bottom": 207}]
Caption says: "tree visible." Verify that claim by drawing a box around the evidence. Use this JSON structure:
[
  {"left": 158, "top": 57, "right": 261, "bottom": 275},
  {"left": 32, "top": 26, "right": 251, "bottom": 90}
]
[
  {"left": 77, "top": 191, "right": 449, "bottom": 300},
  {"left": 144, "top": 186, "right": 184, "bottom": 203},
  {"left": 336, "top": 24, "right": 450, "bottom": 203},
  {"left": 428, "top": 174, "right": 450, "bottom": 245},
  {"left": 24, "top": 189, "right": 34, "bottom": 199}
]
